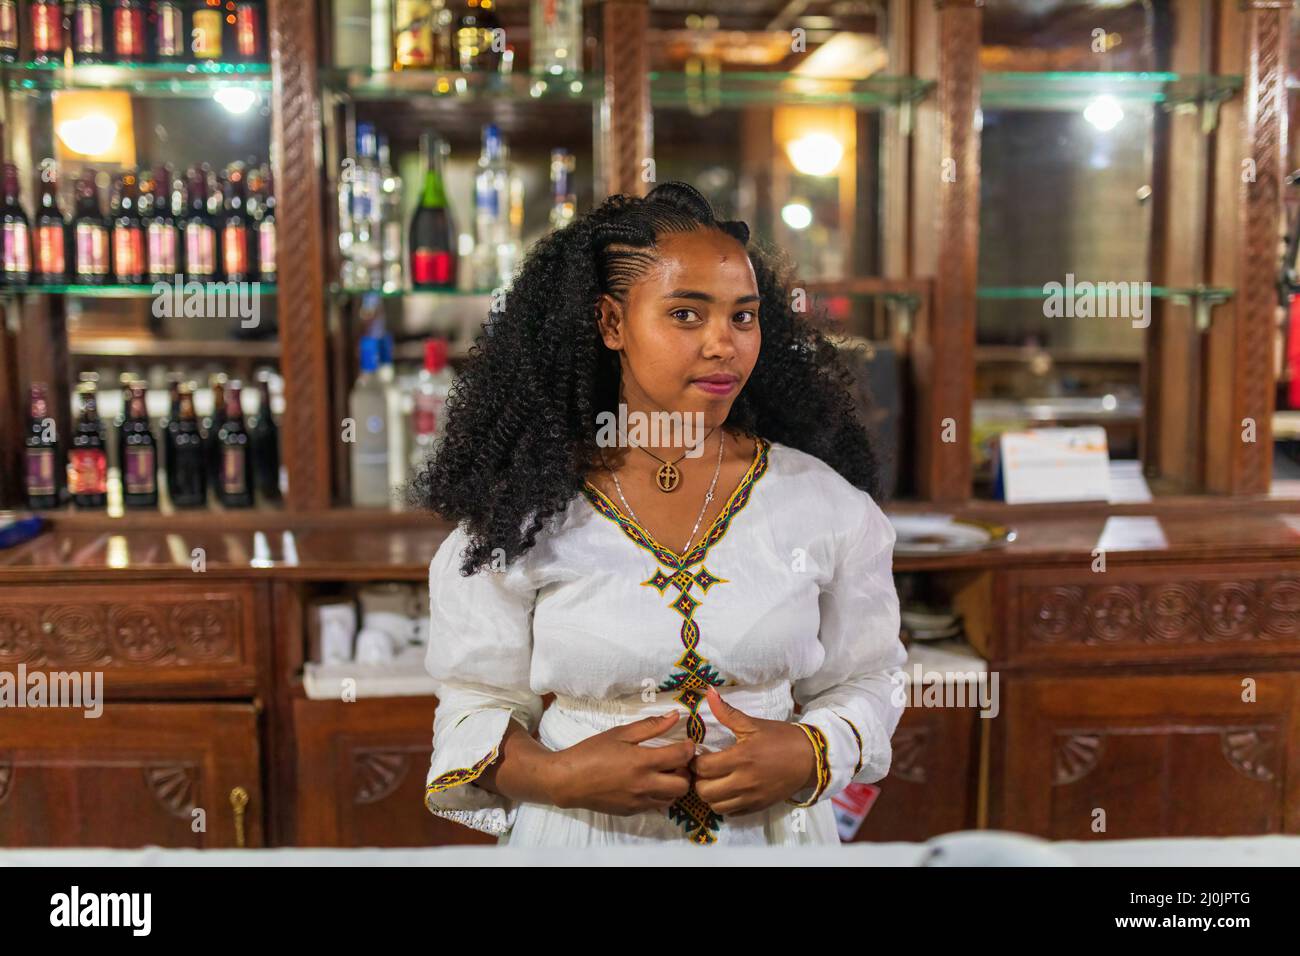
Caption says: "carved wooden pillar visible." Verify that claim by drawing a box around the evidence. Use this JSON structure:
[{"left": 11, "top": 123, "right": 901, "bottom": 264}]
[
  {"left": 911, "top": 0, "right": 982, "bottom": 502},
  {"left": 602, "top": 0, "right": 652, "bottom": 197},
  {"left": 1206, "top": 1, "right": 1288, "bottom": 494},
  {"left": 269, "top": 0, "right": 333, "bottom": 509}
]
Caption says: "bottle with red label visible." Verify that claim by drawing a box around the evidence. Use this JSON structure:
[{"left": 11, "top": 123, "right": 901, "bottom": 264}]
[
  {"left": 69, "top": 383, "right": 108, "bottom": 508},
  {"left": 1, "top": 162, "right": 31, "bottom": 287},
  {"left": 182, "top": 164, "right": 218, "bottom": 279},
  {"left": 72, "top": 0, "right": 108, "bottom": 64},
  {"left": 34, "top": 160, "right": 69, "bottom": 285},
  {"left": 25, "top": 383, "right": 62, "bottom": 510},
  {"left": 73, "top": 169, "right": 111, "bottom": 284},
  {"left": 143, "top": 164, "right": 181, "bottom": 281},
  {"left": 249, "top": 165, "right": 276, "bottom": 283},
  {"left": 30, "top": 0, "right": 67, "bottom": 65},
  {"left": 216, "top": 379, "right": 254, "bottom": 507},
  {"left": 121, "top": 382, "right": 158, "bottom": 508},
  {"left": 110, "top": 171, "right": 145, "bottom": 284},
  {"left": 0, "top": 0, "right": 19, "bottom": 64},
  {"left": 111, "top": 0, "right": 146, "bottom": 62},
  {"left": 233, "top": 1, "right": 263, "bottom": 62},
  {"left": 221, "top": 162, "right": 252, "bottom": 282},
  {"left": 409, "top": 133, "right": 457, "bottom": 289}
]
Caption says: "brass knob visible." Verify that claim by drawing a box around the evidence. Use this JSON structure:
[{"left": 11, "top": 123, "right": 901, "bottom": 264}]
[{"left": 229, "top": 786, "right": 249, "bottom": 848}]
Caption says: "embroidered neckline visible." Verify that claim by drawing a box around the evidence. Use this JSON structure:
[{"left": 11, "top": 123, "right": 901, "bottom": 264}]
[{"left": 580, "top": 435, "right": 771, "bottom": 569}]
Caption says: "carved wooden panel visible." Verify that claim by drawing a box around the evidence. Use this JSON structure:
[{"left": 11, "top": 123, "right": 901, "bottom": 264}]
[
  {"left": 0, "top": 703, "right": 261, "bottom": 847},
  {"left": 1004, "top": 565, "right": 1300, "bottom": 665},
  {"left": 992, "top": 672, "right": 1300, "bottom": 839},
  {"left": 603, "top": 0, "right": 651, "bottom": 196},
  {"left": 0, "top": 583, "right": 257, "bottom": 694}
]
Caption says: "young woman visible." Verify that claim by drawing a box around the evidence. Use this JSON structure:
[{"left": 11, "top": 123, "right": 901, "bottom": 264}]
[{"left": 413, "top": 181, "right": 905, "bottom": 847}]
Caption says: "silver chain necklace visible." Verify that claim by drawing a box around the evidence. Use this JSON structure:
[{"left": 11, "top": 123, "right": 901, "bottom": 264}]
[{"left": 600, "top": 429, "right": 726, "bottom": 556}]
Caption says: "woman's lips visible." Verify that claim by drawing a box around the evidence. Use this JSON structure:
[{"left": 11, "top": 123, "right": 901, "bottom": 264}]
[{"left": 691, "top": 377, "right": 739, "bottom": 395}]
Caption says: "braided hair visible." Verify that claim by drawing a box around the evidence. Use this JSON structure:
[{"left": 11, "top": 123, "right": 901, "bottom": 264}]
[{"left": 410, "top": 180, "right": 883, "bottom": 575}]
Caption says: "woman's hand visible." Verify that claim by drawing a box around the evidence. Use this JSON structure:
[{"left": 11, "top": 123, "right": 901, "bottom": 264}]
[
  {"left": 543, "top": 712, "right": 695, "bottom": 816},
  {"left": 689, "top": 686, "right": 818, "bottom": 816}
]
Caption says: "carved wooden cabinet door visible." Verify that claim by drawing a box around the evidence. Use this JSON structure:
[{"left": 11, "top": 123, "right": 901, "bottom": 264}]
[
  {"left": 0, "top": 702, "right": 262, "bottom": 847},
  {"left": 292, "top": 696, "right": 495, "bottom": 847},
  {"left": 989, "top": 672, "right": 1300, "bottom": 839}
]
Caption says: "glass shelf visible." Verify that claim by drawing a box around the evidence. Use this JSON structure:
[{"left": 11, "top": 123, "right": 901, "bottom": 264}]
[
  {"left": 981, "top": 72, "right": 1242, "bottom": 108},
  {"left": 320, "top": 68, "right": 602, "bottom": 102},
  {"left": 328, "top": 285, "right": 495, "bottom": 298},
  {"left": 2, "top": 60, "right": 271, "bottom": 94},
  {"left": 67, "top": 337, "right": 280, "bottom": 358},
  {"left": 649, "top": 72, "right": 932, "bottom": 109},
  {"left": 0, "top": 282, "right": 279, "bottom": 297}
]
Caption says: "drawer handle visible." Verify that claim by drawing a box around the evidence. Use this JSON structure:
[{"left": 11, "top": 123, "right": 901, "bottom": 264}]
[{"left": 229, "top": 786, "right": 249, "bottom": 848}]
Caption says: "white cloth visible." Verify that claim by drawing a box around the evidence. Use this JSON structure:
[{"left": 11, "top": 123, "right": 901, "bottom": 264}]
[{"left": 422, "top": 437, "right": 906, "bottom": 847}]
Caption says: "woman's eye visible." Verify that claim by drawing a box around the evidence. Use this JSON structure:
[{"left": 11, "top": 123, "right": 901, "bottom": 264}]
[
  {"left": 670, "top": 308, "right": 697, "bottom": 321},
  {"left": 734, "top": 311, "right": 756, "bottom": 324}
]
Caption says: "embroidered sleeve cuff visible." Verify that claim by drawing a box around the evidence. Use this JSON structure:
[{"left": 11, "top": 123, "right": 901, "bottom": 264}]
[
  {"left": 790, "top": 706, "right": 890, "bottom": 803},
  {"left": 424, "top": 707, "right": 523, "bottom": 836},
  {"left": 786, "top": 721, "right": 831, "bottom": 808}
]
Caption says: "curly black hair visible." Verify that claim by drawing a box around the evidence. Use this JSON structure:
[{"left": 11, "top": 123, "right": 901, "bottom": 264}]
[{"left": 409, "top": 180, "right": 883, "bottom": 575}]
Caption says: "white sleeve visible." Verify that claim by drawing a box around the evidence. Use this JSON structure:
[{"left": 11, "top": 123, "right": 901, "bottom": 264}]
[
  {"left": 787, "top": 494, "right": 906, "bottom": 807},
  {"left": 423, "top": 524, "right": 544, "bottom": 836}
]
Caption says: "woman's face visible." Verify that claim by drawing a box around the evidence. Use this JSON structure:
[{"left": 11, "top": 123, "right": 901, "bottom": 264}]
[{"left": 597, "top": 227, "right": 761, "bottom": 431}]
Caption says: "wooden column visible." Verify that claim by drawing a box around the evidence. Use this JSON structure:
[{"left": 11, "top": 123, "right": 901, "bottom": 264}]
[
  {"left": 1206, "top": 1, "right": 1288, "bottom": 494},
  {"left": 911, "top": 0, "right": 982, "bottom": 502},
  {"left": 602, "top": 0, "right": 652, "bottom": 197},
  {"left": 269, "top": 0, "right": 333, "bottom": 509}
]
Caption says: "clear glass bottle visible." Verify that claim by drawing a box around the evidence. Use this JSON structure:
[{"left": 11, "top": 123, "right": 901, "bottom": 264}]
[
  {"left": 350, "top": 335, "right": 391, "bottom": 506},
  {"left": 530, "top": 0, "right": 581, "bottom": 76},
  {"left": 378, "top": 135, "right": 405, "bottom": 292}
]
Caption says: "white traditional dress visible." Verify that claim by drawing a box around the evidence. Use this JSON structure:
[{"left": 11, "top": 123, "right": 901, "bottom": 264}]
[{"left": 423, "top": 436, "right": 906, "bottom": 847}]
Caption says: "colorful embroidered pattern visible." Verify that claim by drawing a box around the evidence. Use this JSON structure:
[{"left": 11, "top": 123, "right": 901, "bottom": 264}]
[
  {"left": 425, "top": 746, "right": 500, "bottom": 796},
  {"left": 787, "top": 722, "right": 830, "bottom": 807},
  {"left": 835, "top": 713, "right": 864, "bottom": 776},
  {"left": 582, "top": 436, "right": 771, "bottom": 845}
]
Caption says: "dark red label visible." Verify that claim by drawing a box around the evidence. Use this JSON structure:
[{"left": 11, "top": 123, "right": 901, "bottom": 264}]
[
  {"left": 68, "top": 448, "right": 107, "bottom": 495},
  {"left": 412, "top": 249, "right": 452, "bottom": 285},
  {"left": 26, "top": 447, "right": 56, "bottom": 496},
  {"left": 113, "top": 225, "right": 144, "bottom": 277},
  {"left": 36, "top": 224, "right": 65, "bottom": 275},
  {"left": 223, "top": 223, "right": 248, "bottom": 276},
  {"left": 32, "top": 3, "right": 63, "bottom": 54},
  {"left": 114, "top": 8, "right": 145, "bottom": 56}
]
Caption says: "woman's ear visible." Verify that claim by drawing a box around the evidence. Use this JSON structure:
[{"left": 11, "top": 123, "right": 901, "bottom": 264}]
[{"left": 594, "top": 293, "right": 624, "bottom": 350}]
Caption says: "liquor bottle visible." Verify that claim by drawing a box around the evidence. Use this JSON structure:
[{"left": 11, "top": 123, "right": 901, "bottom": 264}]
[
  {"left": 111, "top": 372, "right": 135, "bottom": 474},
  {"left": 110, "top": 172, "right": 145, "bottom": 284},
  {"left": 378, "top": 136, "right": 404, "bottom": 292},
  {"left": 350, "top": 335, "right": 390, "bottom": 506},
  {"left": 348, "top": 122, "right": 382, "bottom": 288},
  {"left": 159, "top": 373, "right": 181, "bottom": 490},
  {"left": 409, "top": 133, "right": 456, "bottom": 289},
  {"left": 249, "top": 371, "right": 280, "bottom": 500},
  {"left": 112, "top": 0, "right": 146, "bottom": 62},
  {"left": 375, "top": 329, "right": 408, "bottom": 493},
  {"left": 392, "top": 0, "right": 432, "bottom": 70},
  {"left": 72, "top": 0, "right": 108, "bottom": 64},
  {"left": 154, "top": 0, "right": 188, "bottom": 60},
  {"left": 170, "top": 382, "right": 207, "bottom": 507},
  {"left": 142, "top": 166, "right": 180, "bottom": 281},
  {"left": 221, "top": 163, "right": 252, "bottom": 282},
  {"left": 204, "top": 373, "right": 227, "bottom": 485},
  {"left": 216, "top": 379, "right": 253, "bottom": 506},
  {"left": 455, "top": 0, "right": 500, "bottom": 72},
  {"left": 472, "top": 123, "right": 512, "bottom": 290},
  {"left": 34, "top": 160, "right": 68, "bottom": 285},
  {"left": 69, "top": 383, "right": 108, "bottom": 509},
  {"left": 233, "top": 1, "right": 263, "bottom": 61},
  {"left": 0, "top": 0, "right": 18, "bottom": 64},
  {"left": 30, "top": 0, "right": 66, "bottom": 65},
  {"left": 252, "top": 167, "right": 276, "bottom": 283},
  {"left": 531, "top": 0, "right": 581, "bottom": 76},
  {"left": 182, "top": 165, "right": 218, "bottom": 278},
  {"left": 549, "top": 148, "right": 576, "bottom": 230},
  {"left": 73, "top": 170, "right": 111, "bottom": 284},
  {"left": 25, "top": 383, "right": 62, "bottom": 510},
  {"left": 121, "top": 382, "right": 158, "bottom": 508},
  {"left": 191, "top": 0, "right": 223, "bottom": 61},
  {"left": 1, "top": 163, "right": 31, "bottom": 286},
  {"left": 409, "top": 337, "right": 451, "bottom": 473}
]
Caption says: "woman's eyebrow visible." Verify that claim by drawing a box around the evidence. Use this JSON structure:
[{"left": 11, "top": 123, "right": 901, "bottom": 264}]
[{"left": 663, "top": 289, "right": 761, "bottom": 304}]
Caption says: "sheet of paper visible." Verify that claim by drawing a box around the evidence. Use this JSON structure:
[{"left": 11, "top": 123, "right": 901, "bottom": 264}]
[
  {"left": 999, "top": 427, "right": 1112, "bottom": 504},
  {"left": 1096, "top": 516, "right": 1169, "bottom": 552}
]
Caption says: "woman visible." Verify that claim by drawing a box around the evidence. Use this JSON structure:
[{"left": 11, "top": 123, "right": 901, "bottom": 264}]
[{"left": 413, "top": 181, "right": 905, "bottom": 847}]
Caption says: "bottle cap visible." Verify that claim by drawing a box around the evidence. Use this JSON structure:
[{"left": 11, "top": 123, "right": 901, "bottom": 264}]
[
  {"left": 424, "top": 338, "right": 448, "bottom": 373},
  {"left": 358, "top": 336, "right": 380, "bottom": 373}
]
